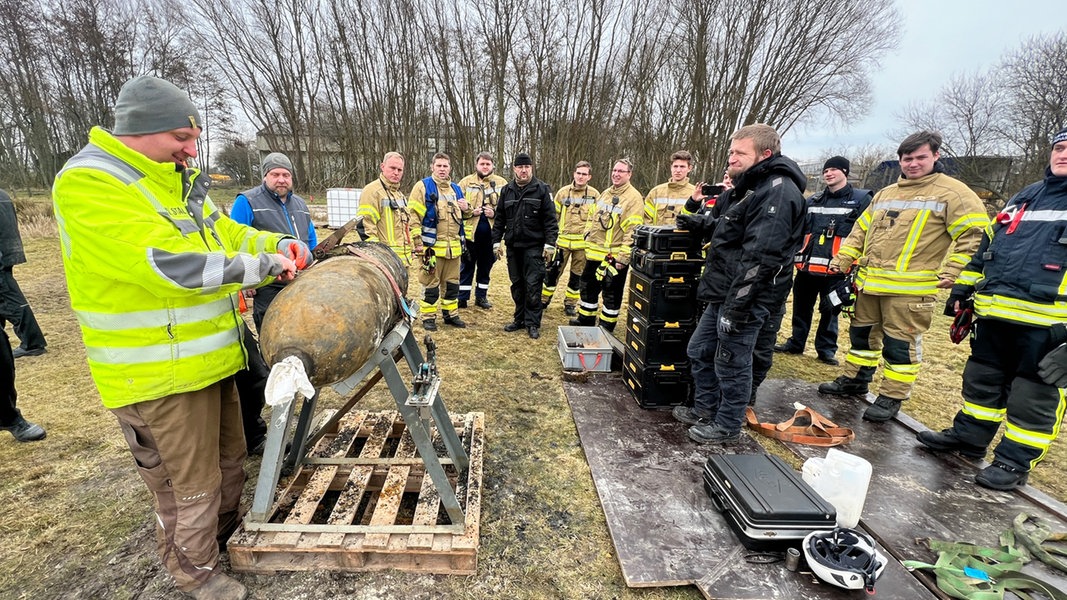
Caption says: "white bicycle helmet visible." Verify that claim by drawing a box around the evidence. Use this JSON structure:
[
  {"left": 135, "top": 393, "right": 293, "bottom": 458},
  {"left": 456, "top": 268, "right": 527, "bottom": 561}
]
[{"left": 802, "top": 528, "right": 887, "bottom": 593}]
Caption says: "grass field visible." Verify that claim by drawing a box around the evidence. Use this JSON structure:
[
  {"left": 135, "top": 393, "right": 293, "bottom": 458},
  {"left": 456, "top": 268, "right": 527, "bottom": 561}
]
[{"left": 0, "top": 191, "right": 1063, "bottom": 599}]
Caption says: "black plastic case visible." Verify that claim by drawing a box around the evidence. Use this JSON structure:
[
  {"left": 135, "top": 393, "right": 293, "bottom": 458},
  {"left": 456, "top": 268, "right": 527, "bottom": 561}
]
[{"left": 702, "top": 454, "right": 837, "bottom": 550}]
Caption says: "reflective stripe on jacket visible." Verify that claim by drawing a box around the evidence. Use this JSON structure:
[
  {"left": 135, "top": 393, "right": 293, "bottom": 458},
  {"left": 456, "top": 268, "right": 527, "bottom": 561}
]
[
  {"left": 52, "top": 127, "right": 287, "bottom": 408},
  {"left": 554, "top": 184, "right": 599, "bottom": 250},
  {"left": 830, "top": 172, "right": 988, "bottom": 296},
  {"left": 643, "top": 179, "right": 696, "bottom": 225},
  {"left": 955, "top": 172, "right": 1067, "bottom": 326},
  {"left": 795, "top": 185, "right": 871, "bottom": 274},
  {"left": 458, "top": 173, "right": 506, "bottom": 239},
  {"left": 358, "top": 178, "right": 418, "bottom": 262},
  {"left": 584, "top": 183, "right": 644, "bottom": 263},
  {"left": 408, "top": 177, "right": 465, "bottom": 259}
]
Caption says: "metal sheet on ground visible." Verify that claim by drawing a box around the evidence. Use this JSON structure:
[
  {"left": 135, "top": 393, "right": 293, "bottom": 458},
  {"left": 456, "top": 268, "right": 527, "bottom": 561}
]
[
  {"left": 752, "top": 379, "right": 1067, "bottom": 593},
  {"left": 564, "top": 374, "right": 934, "bottom": 598}
]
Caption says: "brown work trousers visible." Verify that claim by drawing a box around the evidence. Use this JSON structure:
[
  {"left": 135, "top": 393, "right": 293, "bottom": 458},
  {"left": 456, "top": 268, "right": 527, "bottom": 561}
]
[
  {"left": 111, "top": 378, "right": 246, "bottom": 592},
  {"left": 843, "top": 293, "right": 936, "bottom": 399}
]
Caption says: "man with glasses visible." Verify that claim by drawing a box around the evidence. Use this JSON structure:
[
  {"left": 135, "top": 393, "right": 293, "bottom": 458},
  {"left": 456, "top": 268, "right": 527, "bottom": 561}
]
[
  {"left": 542, "top": 161, "right": 599, "bottom": 316},
  {"left": 357, "top": 151, "right": 421, "bottom": 265},
  {"left": 570, "top": 159, "right": 643, "bottom": 332}
]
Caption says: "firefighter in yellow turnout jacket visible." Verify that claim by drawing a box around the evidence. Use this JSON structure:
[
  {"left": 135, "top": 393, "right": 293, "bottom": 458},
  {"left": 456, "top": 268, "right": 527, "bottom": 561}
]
[
  {"left": 644, "top": 150, "right": 696, "bottom": 225},
  {"left": 457, "top": 152, "right": 507, "bottom": 308},
  {"left": 358, "top": 152, "right": 421, "bottom": 266},
  {"left": 571, "top": 159, "right": 644, "bottom": 332},
  {"left": 819, "top": 131, "right": 988, "bottom": 422},
  {"left": 52, "top": 76, "right": 305, "bottom": 599},
  {"left": 409, "top": 152, "right": 470, "bottom": 331},
  {"left": 542, "top": 161, "right": 599, "bottom": 316},
  {"left": 918, "top": 127, "right": 1067, "bottom": 491}
]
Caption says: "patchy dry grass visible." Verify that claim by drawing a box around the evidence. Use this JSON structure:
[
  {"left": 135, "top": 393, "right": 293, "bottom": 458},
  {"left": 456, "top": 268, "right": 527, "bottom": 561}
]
[{"left": 1, "top": 200, "right": 1064, "bottom": 599}]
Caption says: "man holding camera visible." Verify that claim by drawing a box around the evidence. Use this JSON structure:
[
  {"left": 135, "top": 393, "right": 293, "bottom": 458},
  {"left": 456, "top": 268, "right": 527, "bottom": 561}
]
[
  {"left": 775, "top": 156, "right": 872, "bottom": 365},
  {"left": 570, "top": 158, "right": 644, "bottom": 332},
  {"left": 672, "top": 124, "right": 807, "bottom": 445},
  {"left": 644, "top": 150, "right": 696, "bottom": 225}
]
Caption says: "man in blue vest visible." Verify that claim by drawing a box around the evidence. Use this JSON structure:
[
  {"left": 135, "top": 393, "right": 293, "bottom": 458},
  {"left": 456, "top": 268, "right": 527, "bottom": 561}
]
[{"left": 230, "top": 152, "right": 317, "bottom": 331}]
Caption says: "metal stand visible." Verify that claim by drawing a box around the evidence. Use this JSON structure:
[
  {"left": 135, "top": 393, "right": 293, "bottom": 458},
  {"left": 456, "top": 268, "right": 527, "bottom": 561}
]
[{"left": 247, "top": 319, "right": 469, "bottom": 525}]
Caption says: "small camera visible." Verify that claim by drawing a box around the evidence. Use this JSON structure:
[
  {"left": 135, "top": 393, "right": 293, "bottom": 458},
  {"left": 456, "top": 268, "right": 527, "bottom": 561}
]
[{"left": 701, "top": 183, "right": 724, "bottom": 197}]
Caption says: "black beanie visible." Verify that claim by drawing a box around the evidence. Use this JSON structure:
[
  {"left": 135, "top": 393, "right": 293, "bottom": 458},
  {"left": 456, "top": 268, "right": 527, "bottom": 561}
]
[
  {"left": 823, "top": 156, "right": 850, "bottom": 176},
  {"left": 1053, "top": 127, "right": 1067, "bottom": 146},
  {"left": 514, "top": 152, "right": 533, "bottom": 166}
]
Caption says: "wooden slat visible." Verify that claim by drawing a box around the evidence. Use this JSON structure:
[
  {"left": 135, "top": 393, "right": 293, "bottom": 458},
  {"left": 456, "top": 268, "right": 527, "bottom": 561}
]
[{"left": 230, "top": 410, "right": 482, "bottom": 575}]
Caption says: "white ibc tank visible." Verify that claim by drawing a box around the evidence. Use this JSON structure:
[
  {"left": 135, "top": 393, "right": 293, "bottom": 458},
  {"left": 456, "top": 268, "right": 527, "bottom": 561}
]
[{"left": 326, "top": 188, "right": 362, "bottom": 228}]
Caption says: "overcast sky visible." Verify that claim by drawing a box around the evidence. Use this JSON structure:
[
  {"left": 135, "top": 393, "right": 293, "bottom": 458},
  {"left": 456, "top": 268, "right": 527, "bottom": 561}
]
[{"left": 781, "top": 0, "right": 1065, "bottom": 163}]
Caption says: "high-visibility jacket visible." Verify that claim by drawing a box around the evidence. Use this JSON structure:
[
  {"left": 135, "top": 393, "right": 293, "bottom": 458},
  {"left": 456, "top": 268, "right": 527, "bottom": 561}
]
[
  {"left": 457, "top": 172, "right": 507, "bottom": 239},
  {"left": 409, "top": 177, "right": 466, "bottom": 259},
  {"left": 830, "top": 171, "right": 988, "bottom": 296},
  {"left": 955, "top": 170, "right": 1067, "bottom": 326},
  {"left": 553, "top": 184, "right": 599, "bottom": 250},
  {"left": 583, "top": 183, "right": 644, "bottom": 264},
  {"left": 358, "top": 177, "right": 419, "bottom": 265},
  {"left": 52, "top": 127, "right": 289, "bottom": 408},
  {"left": 643, "top": 178, "right": 695, "bottom": 225},
  {"left": 795, "top": 184, "right": 872, "bottom": 274}
]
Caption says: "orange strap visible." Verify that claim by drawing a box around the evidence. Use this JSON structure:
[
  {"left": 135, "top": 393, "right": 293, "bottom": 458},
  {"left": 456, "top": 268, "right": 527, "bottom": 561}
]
[{"left": 745, "top": 405, "right": 855, "bottom": 447}]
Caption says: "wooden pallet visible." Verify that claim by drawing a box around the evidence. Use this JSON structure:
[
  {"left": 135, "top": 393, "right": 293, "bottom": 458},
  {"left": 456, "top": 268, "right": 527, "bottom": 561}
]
[{"left": 229, "top": 410, "right": 484, "bottom": 575}]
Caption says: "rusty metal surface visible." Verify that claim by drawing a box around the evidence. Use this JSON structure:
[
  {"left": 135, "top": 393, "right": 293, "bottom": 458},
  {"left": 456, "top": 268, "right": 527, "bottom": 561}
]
[
  {"left": 260, "top": 243, "right": 408, "bottom": 386},
  {"left": 753, "top": 379, "right": 1067, "bottom": 594},
  {"left": 564, "top": 374, "right": 934, "bottom": 598}
]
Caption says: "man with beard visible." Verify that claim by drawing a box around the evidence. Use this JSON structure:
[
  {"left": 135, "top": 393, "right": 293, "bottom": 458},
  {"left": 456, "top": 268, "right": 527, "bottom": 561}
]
[
  {"left": 917, "top": 127, "right": 1067, "bottom": 491},
  {"left": 492, "top": 153, "right": 558, "bottom": 339},
  {"left": 672, "top": 124, "right": 807, "bottom": 445}
]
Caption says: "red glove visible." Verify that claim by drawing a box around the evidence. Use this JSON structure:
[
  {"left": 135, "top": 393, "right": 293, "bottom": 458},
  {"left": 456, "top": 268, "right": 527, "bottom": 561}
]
[{"left": 278, "top": 239, "right": 312, "bottom": 269}]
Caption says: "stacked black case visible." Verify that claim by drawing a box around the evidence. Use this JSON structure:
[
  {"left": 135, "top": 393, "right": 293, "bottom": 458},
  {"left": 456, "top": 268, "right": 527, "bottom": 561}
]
[{"left": 623, "top": 225, "right": 703, "bottom": 409}]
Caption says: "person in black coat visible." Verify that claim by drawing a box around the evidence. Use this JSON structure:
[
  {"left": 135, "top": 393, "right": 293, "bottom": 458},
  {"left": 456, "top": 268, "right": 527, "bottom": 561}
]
[
  {"left": 0, "top": 189, "right": 47, "bottom": 358},
  {"left": 673, "top": 124, "right": 807, "bottom": 445},
  {"left": 491, "top": 153, "right": 559, "bottom": 339}
]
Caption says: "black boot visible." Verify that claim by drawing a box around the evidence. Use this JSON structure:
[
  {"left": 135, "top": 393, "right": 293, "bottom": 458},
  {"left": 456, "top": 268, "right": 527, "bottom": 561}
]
[
  {"left": 423, "top": 319, "right": 438, "bottom": 331},
  {"left": 975, "top": 461, "right": 1029, "bottom": 491},
  {"left": 916, "top": 429, "right": 986, "bottom": 459},
  {"left": 818, "top": 375, "right": 869, "bottom": 396},
  {"left": 443, "top": 311, "right": 467, "bottom": 328},
  {"left": 862, "top": 394, "right": 902, "bottom": 422}
]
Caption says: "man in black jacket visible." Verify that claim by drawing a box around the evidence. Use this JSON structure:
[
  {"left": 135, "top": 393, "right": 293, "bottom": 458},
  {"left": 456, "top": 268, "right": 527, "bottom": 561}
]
[
  {"left": 775, "top": 156, "right": 872, "bottom": 365},
  {"left": 673, "top": 124, "right": 807, "bottom": 445},
  {"left": 0, "top": 189, "right": 47, "bottom": 358},
  {"left": 492, "top": 153, "right": 559, "bottom": 339}
]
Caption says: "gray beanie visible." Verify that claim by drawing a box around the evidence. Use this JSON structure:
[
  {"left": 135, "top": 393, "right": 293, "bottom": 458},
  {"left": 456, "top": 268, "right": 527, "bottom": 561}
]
[
  {"left": 262, "top": 152, "right": 294, "bottom": 176},
  {"left": 112, "top": 76, "right": 201, "bottom": 135}
]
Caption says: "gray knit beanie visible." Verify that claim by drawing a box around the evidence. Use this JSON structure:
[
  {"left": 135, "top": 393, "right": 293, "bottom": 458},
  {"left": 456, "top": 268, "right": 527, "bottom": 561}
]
[
  {"left": 262, "top": 152, "right": 294, "bottom": 176},
  {"left": 112, "top": 76, "right": 201, "bottom": 135}
]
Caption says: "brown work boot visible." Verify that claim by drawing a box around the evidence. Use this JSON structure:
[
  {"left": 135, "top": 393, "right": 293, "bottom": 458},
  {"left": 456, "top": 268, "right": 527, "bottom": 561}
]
[{"left": 187, "top": 573, "right": 247, "bottom": 600}]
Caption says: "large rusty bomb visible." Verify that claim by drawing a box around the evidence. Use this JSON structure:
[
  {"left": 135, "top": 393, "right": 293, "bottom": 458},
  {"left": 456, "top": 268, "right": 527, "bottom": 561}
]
[{"left": 259, "top": 242, "right": 409, "bottom": 386}]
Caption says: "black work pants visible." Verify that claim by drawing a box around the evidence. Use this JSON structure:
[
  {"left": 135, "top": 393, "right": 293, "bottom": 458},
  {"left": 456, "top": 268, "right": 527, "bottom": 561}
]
[
  {"left": 0, "top": 329, "right": 17, "bottom": 425},
  {"left": 951, "top": 319, "right": 1065, "bottom": 472},
  {"left": 783, "top": 270, "right": 842, "bottom": 359},
  {"left": 233, "top": 323, "right": 269, "bottom": 450},
  {"left": 459, "top": 218, "right": 496, "bottom": 301},
  {"left": 576, "top": 260, "right": 628, "bottom": 331},
  {"left": 251, "top": 282, "right": 286, "bottom": 333},
  {"left": 0, "top": 266, "right": 45, "bottom": 351},
  {"left": 506, "top": 245, "right": 546, "bottom": 327}
]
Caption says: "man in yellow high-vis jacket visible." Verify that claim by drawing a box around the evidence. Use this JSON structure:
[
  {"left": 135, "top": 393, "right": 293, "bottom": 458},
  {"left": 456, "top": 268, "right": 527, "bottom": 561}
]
[
  {"left": 819, "top": 131, "right": 988, "bottom": 423},
  {"left": 52, "top": 76, "right": 306, "bottom": 600}
]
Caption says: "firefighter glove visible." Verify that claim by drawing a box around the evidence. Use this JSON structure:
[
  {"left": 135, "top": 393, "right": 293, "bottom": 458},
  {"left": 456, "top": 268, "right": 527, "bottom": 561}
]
[
  {"left": 944, "top": 289, "right": 974, "bottom": 316},
  {"left": 718, "top": 310, "right": 744, "bottom": 336},
  {"left": 1038, "top": 343, "right": 1067, "bottom": 388},
  {"left": 278, "top": 239, "right": 312, "bottom": 270}
]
